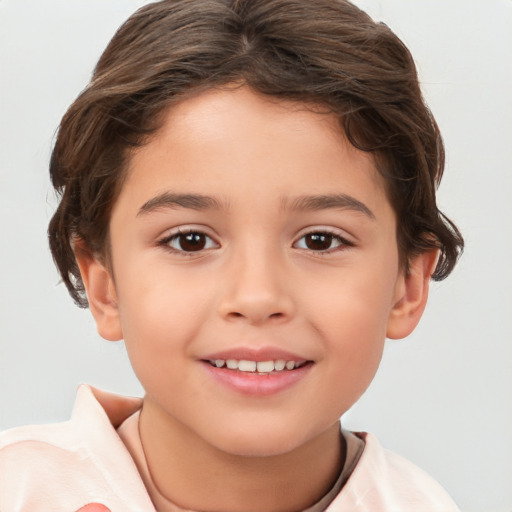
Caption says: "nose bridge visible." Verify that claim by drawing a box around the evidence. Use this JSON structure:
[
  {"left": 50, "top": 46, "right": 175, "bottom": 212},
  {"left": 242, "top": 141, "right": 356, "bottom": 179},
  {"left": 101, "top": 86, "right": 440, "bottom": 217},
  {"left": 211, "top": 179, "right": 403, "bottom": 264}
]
[{"left": 218, "top": 233, "right": 294, "bottom": 324}]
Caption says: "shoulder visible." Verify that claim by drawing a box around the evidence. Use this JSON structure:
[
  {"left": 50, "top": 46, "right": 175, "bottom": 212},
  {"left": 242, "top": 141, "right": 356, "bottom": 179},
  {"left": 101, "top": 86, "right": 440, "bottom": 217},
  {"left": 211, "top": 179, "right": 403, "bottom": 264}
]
[
  {"left": 0, "top": 412, "right": 88, "bottom": 477},
  {"left": 0, "top": 385, "right": 152, "bottom": 512},
  {"left": 328, "top": 432, "right": 460, "bottom": 512},
  {"left": 0, "top": 418, "right": 104, "bottom": 511}
]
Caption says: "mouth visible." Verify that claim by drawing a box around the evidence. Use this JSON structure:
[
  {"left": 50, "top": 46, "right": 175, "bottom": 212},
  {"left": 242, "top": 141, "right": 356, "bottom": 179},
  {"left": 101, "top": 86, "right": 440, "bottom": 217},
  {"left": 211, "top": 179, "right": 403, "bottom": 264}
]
[
  {"left": 200, "top": 348, "right": 314, "bottom": 395},
  {"left": 205, "top": 358, "right": 310, "bottom": 375},
  {"left": 200, "top": 353, "right": 314, "bottom": 395}
]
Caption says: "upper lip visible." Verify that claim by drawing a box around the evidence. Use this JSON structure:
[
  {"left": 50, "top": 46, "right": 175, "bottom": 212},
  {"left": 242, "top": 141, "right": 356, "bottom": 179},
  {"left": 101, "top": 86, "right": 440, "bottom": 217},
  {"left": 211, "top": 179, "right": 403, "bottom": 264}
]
[{"left": 201, "top": 346, "right": 311, "bottom": 363}]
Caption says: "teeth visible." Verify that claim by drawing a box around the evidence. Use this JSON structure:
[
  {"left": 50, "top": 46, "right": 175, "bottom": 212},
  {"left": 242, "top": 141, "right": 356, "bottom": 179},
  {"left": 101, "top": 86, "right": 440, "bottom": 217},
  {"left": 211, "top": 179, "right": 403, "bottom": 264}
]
[
  {"left": 209, "top": 358, "right": 305, "bottom": 373},
  {"left": 256, "top": 360, "right": 274, "bottom": 373},
  {"left": 238, "top": 360, "right": 257, "bottom": 372},
  {"left": 274, "top": 360, "right": 286, "bottom": 371}
]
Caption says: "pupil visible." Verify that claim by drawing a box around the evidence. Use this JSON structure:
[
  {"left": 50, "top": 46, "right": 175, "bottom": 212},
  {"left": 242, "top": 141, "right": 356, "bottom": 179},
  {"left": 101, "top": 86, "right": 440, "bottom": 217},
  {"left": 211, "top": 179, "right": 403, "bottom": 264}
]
[
  {"left": 180, "top": 233, "right": 205, "bottom": 251},
  {"left": 306, "top": 233, "right": 332, "bottom": 251}
]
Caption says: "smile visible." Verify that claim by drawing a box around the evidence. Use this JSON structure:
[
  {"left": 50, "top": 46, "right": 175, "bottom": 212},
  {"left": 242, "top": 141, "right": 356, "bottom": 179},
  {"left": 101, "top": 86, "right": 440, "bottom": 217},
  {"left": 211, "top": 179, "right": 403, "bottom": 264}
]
[
  {"left": 207, "top": 359, "right": 307, "bottom": 374},
  {"left": 202, "top": 357, "right": 313, "bottom": 396}
]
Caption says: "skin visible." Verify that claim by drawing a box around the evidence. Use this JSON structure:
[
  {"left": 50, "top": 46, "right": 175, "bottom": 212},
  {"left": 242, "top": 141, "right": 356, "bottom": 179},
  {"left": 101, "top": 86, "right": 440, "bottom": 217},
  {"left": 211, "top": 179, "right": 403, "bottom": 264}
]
[{"left": 77, "top": 86, "right": 437, "bottom": 512}]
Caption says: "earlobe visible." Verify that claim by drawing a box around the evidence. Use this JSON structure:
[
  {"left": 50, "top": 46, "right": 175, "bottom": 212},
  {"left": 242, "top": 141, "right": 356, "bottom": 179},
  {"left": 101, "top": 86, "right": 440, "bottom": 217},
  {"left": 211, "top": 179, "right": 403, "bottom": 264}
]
[
  {"left": 75, "top": 244, "right": 123, "bottom": 341},
  {"left": 386, "top": 249, "right": 439, "bottom": 340}
]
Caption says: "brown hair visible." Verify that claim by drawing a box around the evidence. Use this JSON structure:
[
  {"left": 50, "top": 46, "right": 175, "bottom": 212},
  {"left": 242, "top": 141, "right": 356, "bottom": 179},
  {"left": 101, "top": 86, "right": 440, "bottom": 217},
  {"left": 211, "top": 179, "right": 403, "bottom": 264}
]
[{"left": 48, "top": 0, "right": 463, "bottom": 308}]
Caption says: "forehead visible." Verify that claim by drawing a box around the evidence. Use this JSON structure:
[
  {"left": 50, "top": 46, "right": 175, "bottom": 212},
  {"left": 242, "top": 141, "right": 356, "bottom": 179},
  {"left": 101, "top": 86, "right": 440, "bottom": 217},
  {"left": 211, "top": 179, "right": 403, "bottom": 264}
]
[{"left": 118, "top": 86, "right": 390, "bottom": 217}]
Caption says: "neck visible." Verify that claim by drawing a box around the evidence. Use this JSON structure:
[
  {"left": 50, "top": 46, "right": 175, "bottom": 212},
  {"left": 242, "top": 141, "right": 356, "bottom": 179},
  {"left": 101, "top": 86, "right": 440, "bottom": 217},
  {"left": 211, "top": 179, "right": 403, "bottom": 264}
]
[{"left": 139, "top": 396, "right": 344, "bottom": 512}]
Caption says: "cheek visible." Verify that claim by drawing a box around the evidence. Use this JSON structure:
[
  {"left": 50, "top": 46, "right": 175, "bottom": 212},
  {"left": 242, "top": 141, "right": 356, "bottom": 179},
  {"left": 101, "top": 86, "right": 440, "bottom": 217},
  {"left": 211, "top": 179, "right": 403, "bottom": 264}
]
[
  {"left": 302, "top": 261, "right": 398, "bottom": 394},
  {"left": 114, "top": 261, "right": 218, "bottom": 370},
  {"left": 306, "top": 262, "right": 397, "bottom": 341},
  {"left": 119, "top": 282, "right": 200, "bottom": 345},
  {"left": 117, "top": 281, "right": 206, "bottom": 404}
]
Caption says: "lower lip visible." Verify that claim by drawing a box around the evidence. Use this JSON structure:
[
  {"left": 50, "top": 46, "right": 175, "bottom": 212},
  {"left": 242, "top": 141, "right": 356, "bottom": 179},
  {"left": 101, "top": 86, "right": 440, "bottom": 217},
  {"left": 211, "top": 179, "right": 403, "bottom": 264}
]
[{"left": 201, "top": 362, "right": 313, "bottom": 396}]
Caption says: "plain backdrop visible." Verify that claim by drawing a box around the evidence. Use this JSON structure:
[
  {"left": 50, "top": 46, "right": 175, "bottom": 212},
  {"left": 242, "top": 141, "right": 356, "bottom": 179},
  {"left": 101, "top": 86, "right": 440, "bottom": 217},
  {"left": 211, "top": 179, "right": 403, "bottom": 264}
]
[{"left": 1, "top": 1, "right": 511, "bottom": 511}]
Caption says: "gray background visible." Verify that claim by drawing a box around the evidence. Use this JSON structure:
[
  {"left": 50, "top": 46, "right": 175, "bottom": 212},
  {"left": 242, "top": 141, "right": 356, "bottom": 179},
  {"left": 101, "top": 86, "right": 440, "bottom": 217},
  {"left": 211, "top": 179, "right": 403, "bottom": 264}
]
[{"left": 1, "top": 1, "right": 511, "bottom": 511}]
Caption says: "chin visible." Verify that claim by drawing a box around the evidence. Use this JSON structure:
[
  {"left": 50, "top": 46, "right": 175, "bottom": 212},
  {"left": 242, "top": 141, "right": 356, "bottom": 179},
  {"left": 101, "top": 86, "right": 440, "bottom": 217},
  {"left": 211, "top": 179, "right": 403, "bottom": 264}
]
[
  {"left": 218, "top": 438, "right": 301, "bottom": 458},
  {"left": 202, "top": 422, "right": 317, "bottom": 458}
]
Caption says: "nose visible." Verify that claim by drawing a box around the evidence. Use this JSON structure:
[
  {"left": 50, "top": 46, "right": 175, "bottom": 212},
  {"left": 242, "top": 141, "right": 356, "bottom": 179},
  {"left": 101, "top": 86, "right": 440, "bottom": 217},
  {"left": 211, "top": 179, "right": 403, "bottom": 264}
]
[{"left": 217, "top": 243, "right": 295, "bottom": 325}]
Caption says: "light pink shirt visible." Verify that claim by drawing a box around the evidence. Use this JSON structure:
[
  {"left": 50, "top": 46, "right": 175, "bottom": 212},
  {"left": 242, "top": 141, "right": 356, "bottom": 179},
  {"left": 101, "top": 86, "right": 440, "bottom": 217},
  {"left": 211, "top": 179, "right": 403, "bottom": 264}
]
[{"left": 0, "top": 385, "right": 460, "bottom": 512}]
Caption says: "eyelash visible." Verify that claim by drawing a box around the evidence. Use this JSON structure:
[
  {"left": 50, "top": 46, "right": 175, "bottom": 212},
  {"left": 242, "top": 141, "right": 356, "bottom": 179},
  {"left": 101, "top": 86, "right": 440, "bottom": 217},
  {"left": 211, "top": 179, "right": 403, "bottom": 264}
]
[
  {"left": 157, "top": 228, "right": 354, "bottom": 255},
  {"left": 157, "top": 229, "right": 219, "bottom": 256},
  {"left": 294, "top": 230, "right": 354, "bottom": 254}
]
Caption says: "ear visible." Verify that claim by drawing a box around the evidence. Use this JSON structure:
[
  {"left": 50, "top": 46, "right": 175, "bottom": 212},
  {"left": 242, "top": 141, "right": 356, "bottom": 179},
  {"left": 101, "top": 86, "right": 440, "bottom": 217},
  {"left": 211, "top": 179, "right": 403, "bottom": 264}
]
[
  {"left": 75, "top": 244, "right": 123, "bottom": 341},
  {"left": 386, "top": 249, "right": 439, "bottom": 340}
]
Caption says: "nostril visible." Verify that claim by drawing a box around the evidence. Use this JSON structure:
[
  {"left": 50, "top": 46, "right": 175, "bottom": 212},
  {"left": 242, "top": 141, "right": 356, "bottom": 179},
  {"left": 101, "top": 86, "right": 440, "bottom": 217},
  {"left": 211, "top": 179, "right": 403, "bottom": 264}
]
[{"left": 226, "top": 310, "right": 286, "bottom": 323}]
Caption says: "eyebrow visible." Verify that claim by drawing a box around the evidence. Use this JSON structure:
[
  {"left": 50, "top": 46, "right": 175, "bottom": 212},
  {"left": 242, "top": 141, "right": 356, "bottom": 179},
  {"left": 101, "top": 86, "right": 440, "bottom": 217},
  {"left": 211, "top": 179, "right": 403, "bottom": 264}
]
[
  {"left": 137, "top": 192, "right": 229, "bottom": 216},
  {"left": 137, "top": 191, "right": 375, "bottom": 220},
  {"left": 285, "top": 194, "right": 376, "bottom": 219}
]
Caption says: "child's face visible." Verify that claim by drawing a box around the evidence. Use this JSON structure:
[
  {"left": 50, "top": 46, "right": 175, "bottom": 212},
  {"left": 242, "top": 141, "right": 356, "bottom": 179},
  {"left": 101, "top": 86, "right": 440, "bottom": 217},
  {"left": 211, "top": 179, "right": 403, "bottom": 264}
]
[{"left": 85, "top": 86, "right": 422, "bottom": 456}]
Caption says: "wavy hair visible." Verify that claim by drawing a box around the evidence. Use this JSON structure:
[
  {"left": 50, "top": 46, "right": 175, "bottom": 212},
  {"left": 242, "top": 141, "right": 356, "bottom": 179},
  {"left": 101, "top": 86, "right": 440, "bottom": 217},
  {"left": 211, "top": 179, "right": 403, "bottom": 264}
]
[{"left": 48, "top": 0, "right": 464, "bottom": 307}]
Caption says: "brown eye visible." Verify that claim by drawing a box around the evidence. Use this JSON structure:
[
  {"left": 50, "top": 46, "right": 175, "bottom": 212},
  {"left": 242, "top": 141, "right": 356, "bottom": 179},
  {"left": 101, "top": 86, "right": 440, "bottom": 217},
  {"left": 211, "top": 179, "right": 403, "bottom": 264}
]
[
  {"left": 295, "top": 232, "right": 349, "bottom": 252},
  {"left": 305, "top": 233, "right": 334, "bottom": 250},
  {"left": 165, "top": 231, "right": 217, "bottom": 252},
  {"left": 179, "top": 233, "right": 206, "bottom": 251}
]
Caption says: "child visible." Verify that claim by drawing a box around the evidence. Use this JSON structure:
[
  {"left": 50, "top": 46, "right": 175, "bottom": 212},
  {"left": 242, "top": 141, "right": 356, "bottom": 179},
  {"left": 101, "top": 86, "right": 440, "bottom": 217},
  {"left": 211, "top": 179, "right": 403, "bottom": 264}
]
[{"left": 0, "top": 0, "right": 464, "bottom": 510}]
